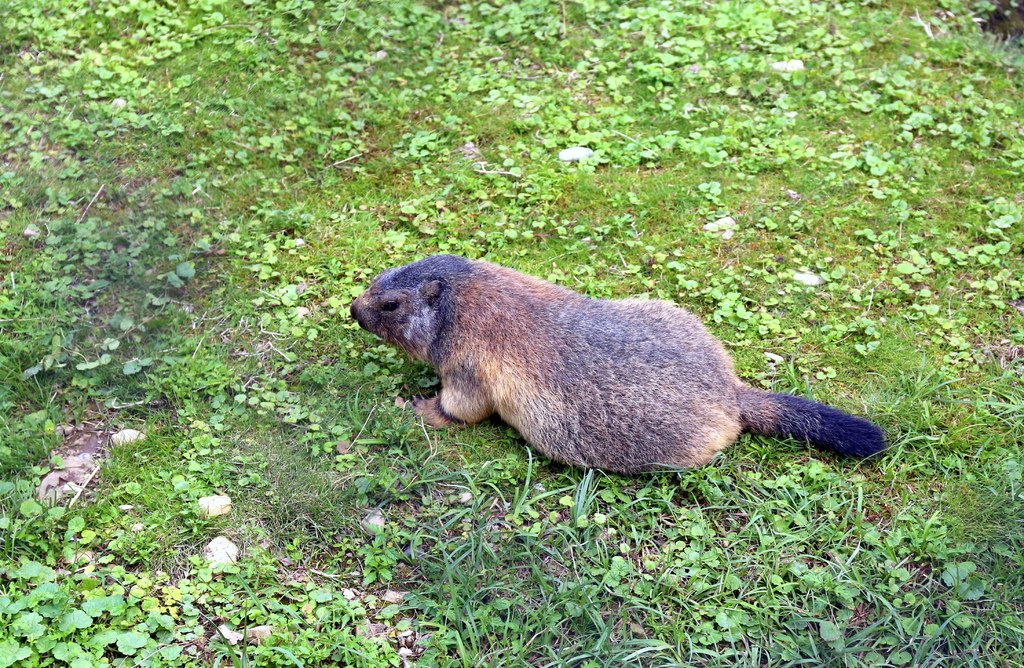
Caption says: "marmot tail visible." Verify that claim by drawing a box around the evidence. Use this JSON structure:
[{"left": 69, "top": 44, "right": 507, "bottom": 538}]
[{"left": 737, "top": 387, "right": 885, "bottom": 458}]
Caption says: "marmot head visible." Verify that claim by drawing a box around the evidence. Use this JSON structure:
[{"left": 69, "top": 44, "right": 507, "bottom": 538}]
[{"left": 350, "top": 255, "right": 473, "bottom": 360}]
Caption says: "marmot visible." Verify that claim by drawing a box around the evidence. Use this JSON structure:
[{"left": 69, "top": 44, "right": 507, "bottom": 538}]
[{"left": 350, "top": 255, "right": 885, "bottom": 473}]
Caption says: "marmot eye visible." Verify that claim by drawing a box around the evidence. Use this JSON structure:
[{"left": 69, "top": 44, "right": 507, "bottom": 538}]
[{"left": 380, "top": 300, "right": 400, "bottom": 312}]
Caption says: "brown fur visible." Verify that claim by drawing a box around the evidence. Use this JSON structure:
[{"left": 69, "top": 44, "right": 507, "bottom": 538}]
[{"left": 350, "top": 255, "right": 884, "bottom": 473}]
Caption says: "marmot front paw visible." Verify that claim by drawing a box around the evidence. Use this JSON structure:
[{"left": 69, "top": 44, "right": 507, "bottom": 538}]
[{"left": 411, "top": 395, "right": 458, "bottom": 429}]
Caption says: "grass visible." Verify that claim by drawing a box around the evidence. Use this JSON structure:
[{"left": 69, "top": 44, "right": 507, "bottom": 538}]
[{"left": 1, "top": 0, "right": 1023, "bottom": 665}]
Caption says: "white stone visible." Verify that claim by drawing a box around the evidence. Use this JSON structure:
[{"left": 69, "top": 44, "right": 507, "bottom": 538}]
[
  {"left": 361, "top": 508, "right": 385, "bottom": 534},
  {"left": 793, "top": 271, "right": 824, "bottom": 286},
  {"left": 771, "top": 59, "right": 805, "bottom": 73},
  {"left": 109, "top": 429, "right": 145, "bottom": 446},
  {"left": 246, "top": 625, "right": 274, "bottom": 644},
  {"left": 198, "top": 495, "right": 232, "bottom": 517},
  {"left": 381, "top": 590, "right": 406, "bottom": 604},
  {"left": 703, "top": 216, "right": 737, "bottom": 232},
  {"left": 204, "top": 536, "right": 239, "bottom": 566},
  {"left": 218, "top": 625, "right": 243, "bottom": 645},
  {"left": 23, "top": 224, "right": 40, "bottom": 238},
  {"left": 721, "top": 228, "right": 735, "bottom": 241},
  {"left": 295, "top": 307, "right": 310, "bottom": 318},
  {"left": 558, "top": 146, "right": 594, "bottom": 162},
  {"left": 293, "top": 238, "right": 306, "bottom": 247},
  {"left": 764, "top": 352, "right": 785, "bottom": 364},
  {"left": 111, "top": 98, "right": 127, "bottom": 109},
  {"left": 458, "top": 492, "right": 473, "bottom": 504},
  {"left": 458, "top": 141, "right": 483, "bottom": 161},
  {"left": 131, "top": 523, "right": 145, "bottom": 532}
]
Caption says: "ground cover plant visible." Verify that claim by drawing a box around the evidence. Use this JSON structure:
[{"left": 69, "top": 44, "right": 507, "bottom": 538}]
[{"left": 1, "top": 0, "right": 1023, "bottom": 665}]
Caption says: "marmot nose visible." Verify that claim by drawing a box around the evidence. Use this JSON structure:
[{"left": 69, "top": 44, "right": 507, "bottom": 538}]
[{"left": 350, "top": 301, "right": 365, "bottom": 328}]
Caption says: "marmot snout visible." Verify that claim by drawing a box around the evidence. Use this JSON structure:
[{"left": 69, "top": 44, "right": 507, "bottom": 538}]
[{"left": 351, "top": 254, "right": 885, "bottom": 474}]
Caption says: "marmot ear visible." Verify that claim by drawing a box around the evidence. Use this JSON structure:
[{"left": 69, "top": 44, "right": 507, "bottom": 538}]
[{"left": 420, "top": 279, "right": 444, "bottom": 306}]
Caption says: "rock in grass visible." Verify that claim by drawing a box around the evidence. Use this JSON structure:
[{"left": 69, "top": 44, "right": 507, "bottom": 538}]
[
  {"left": 361, "top": 508, "right": 385, "bottom": 535},
  {"left": 204, "top": 536, "right": 239, "bottom": 566},
  {"left": 23, "top": 224, "right": 41, "bottom": 238},
  {"left": 109, "top": 429, "right": 145, "bottom": 446},
  {"left": 111, "top": 98, "right": 127, "bottom": 109},
  {"left": 198, "top": 495, "right": 232, "bottom": 517},
  {"left": 246, "top": 625, "right": 274, "bottom": 644},
  {"left": 217, "top": 625, "right": 243, "bottom": 645},
  {"left": 558, "top": 146, "right": 594, "bottom": 162},
  {"left": 793, "top": 271, "right": 824, "bottom": 286},
  {"left": 703, "top": 216, "right": 737, "bottom": 240},
  {"left": 381, "top": 590, "right": 406, "bottom": 604},
  {"left": 771, "top": 59, "right": 805, "bottom": 73}
]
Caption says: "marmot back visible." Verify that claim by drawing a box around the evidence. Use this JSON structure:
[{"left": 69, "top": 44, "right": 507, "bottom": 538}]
[{"left": 351, "top": 255, "right": 885, "bottom": 473}]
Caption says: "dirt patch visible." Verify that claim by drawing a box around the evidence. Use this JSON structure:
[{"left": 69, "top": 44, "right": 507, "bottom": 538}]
[{"left": 36, "top": 423, "right": 112, "bottom": 504}]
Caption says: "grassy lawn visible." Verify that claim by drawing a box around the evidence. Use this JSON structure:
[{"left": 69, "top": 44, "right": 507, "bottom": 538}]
[{"left": 2, "top": 0, "right": 1023, "bottom": 665}]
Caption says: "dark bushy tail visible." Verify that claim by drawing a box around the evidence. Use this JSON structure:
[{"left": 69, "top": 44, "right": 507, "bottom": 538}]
[{"left": 738, "top": 387, "right": 885, "bottom": 458}]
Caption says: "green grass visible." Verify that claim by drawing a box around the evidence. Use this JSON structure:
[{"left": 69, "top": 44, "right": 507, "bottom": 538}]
[{"left": 1, "top": 0, "right": 1023, "bottom": 665}]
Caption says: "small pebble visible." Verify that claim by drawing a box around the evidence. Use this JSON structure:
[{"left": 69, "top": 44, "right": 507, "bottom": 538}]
[
  {"left": 793, "top": 271, "right": 824, "bottom": 286},
  {"left": 111, "top": 98, "right": 127, "bottom": 109},
  {"left": 197, "top": 495, "right": 232, "bottom": 518},
  {"left": 23, "top": 224, "right": 41, "bottom": 238},
  {"left": 558, "top": 146, "right": 594, "bottom": 162},
  {"left": 703, "top": 216, "right": 736, "bottom": 233},
  {"left": 361, "top": 508, "right": 385, "bottom": 535},
  {"left": 458, "top": 492, "right": 473, "bottom": 504},
  {"left": 131, "top": 523, "right": 145, "bottom": 532},
  {"left": 458, "top": 140, "right": 483, "bottom": 161},
  {"left": 295, "top": 306, "right": 310, "bottom": 318},
  {"left": 246, "top": 625, "right": 274, "bottom": 644},
  {"left": 381, "top": 590, "right": 406, "bottom": 604},
  {"left": 110, "top": 429, "right": 145, "bottom": 446},
  {"left": 218, "top": 625, "right": 243, "bottom": 646},
  {"left": 771, "top": 59, "right": 805, "bottom": 73},
  {"left": 204, "top": 536, "right": 240, "bottom": 566}
]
